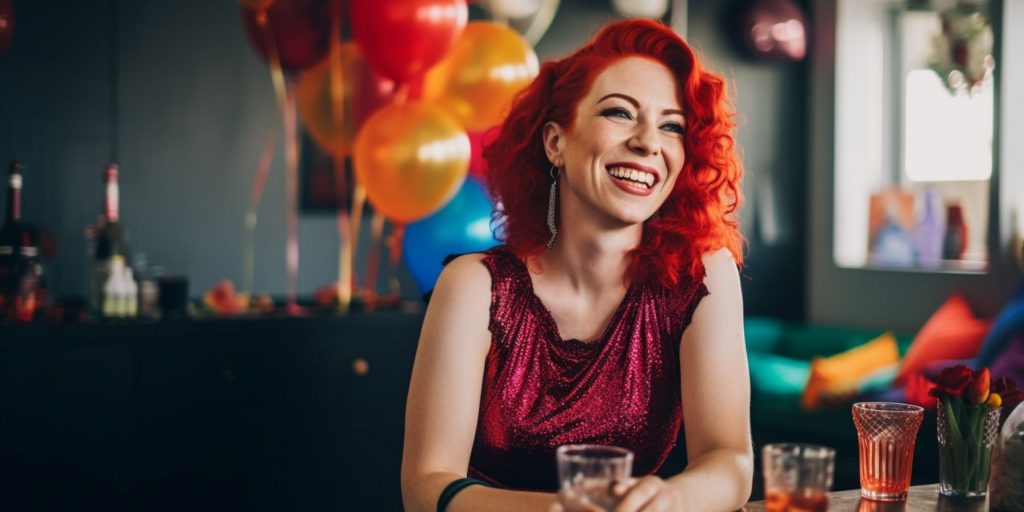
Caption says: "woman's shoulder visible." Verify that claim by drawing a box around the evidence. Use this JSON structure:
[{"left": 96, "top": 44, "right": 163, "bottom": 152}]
[{"left": 699, "top": 247, "right": 740, "bottom": 291}]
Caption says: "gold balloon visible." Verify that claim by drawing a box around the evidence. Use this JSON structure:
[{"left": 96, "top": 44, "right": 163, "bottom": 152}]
[
  {"left": 296, "top": 43, "right": 360, "bottom": 158},
  {"left": 424, "top": 22, "right": 539, "bottom": 131},
  {"left": 353, "top": 102, "right": 470, "bottom": 223}
]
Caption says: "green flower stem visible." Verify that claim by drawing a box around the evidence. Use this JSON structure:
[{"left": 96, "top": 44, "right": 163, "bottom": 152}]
[{"left": 943, "top": 396, "right": 967, "bottom": 490}]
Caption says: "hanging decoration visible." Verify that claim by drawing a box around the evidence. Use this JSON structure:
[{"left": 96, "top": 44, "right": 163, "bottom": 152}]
[
  {"left": 0, "top": 0, "right": 14, "bottom": 58},
  {"left": 929, "top": 0, "right": 995, "bottom": 95},
  {"left": 736, "top": 0, "right": 807, "bottom": 62}
]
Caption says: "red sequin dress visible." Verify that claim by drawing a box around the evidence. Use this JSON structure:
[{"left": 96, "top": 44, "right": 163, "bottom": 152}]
[{"left": 467, "top": 247, "right": 709, "bottom": 491}]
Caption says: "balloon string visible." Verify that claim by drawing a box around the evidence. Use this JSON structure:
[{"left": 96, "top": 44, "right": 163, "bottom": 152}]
[
  {"left": 284, "top": 85, "right": 301, "bottom": 314},
  {"left": 259, "top": 12, "right": 301, "bottom": 313},
  {"left": 364, "top": 211, "right": 385, "bottom": 306},
  {"left": 386, "top": 222, "right": 405, "bottom": 298},
  {"left": 244, "top": 131, "right": 276, "bottom": 296},
  {"left": 328, "top": 0, "right": 351, "bottom": 312}
]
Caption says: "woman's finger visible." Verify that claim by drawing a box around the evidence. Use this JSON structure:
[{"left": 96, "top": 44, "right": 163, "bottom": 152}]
[{"left": 612, "top": 476, "right": 662, "bottom": 512}]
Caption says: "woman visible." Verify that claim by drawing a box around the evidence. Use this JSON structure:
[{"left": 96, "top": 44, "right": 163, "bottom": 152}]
[{"left": 402, "top": 19, "right": 752, "bottom": 512}]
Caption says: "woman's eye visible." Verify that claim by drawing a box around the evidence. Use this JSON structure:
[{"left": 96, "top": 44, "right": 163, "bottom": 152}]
[
  {"left": 661, "top": 122, "right": 685, "bottom": 134},
  {"left": 601, "top": 107, "right": 633, "bottom": 120}
]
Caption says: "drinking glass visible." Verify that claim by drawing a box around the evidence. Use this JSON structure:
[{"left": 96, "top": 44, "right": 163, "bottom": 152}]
[
  {"left": 851, "top": 402, "right": 924, "bottom": 501},
  {"left": 556, "top": 444, "right": 633, "bottom": 512},
  {"left": 761, "top": 443, "right": 835, "bottom": 512}
]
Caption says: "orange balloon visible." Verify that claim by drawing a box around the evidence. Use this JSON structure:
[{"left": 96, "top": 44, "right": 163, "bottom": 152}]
[
  {"left": 353, "top": 102, "right": 470, "bottom": 223},
  {"left": 297, "top": 43, "right": 360, "bottom": 157},
  {"left": 424, "top": 22, "right": 539, "bottom": 131}
]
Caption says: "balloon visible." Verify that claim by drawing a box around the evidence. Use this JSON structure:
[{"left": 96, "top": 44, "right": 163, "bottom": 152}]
[
  {"left": 238, "top": 0, "right": 277, "bottom": 10},
  {"left": 241, "top": 0, "right": 331, "bottom": 72},
  {"left": 352, "top": 0, "right": 468, "bottom": 83},
  {"left": 738, "top": 0, "right": 807, "bottom": 62},
  {"left": 404, "top": 178, "right": 498, "bottom": 292},
  {"left": 0, "top": 0, "right": 14, "bottom": 57},
  {"left": 424, "top": 22, "right": 539, "bottom": 131},
  {"left": 467, "top": 129, "right": 498, "bottom": 180},
  {"left": 297, "top": 43, "right": 425, "bottom": 157},
  {"left": 482, "top": 0, "right": 542, "bottom": 19},
  {"left": 612, "top": 0, "right": 669, "bottom": 19},
  {"left": 353, "top": 102, "right": 470, "bottom": 223}
]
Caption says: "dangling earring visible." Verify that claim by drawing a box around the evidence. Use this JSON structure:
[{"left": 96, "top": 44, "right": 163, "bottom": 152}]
[{"left": 546, "top": 165, "right": 559, "bottom": 250}]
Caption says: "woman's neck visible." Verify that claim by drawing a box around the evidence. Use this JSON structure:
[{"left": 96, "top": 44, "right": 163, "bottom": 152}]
[{"left": 537, "top": 212, "right": 642, "bottom": 295}]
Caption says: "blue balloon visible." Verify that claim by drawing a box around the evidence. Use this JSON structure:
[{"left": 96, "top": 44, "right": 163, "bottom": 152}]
[{"left": 404, "top": 178, "right": 499, "bottom": 293}]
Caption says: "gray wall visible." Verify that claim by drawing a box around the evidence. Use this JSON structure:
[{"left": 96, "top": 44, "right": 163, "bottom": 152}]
[
  {"left": 807, "top": 0, "right": 1024, "bottom": 332},
  {"left": 0, "top": 0, "right": 807, "bottom": 317}
]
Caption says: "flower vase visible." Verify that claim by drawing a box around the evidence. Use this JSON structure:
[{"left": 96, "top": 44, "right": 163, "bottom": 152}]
[{"left": 937, "top": 399, "right": 1001, "bottom": 498}]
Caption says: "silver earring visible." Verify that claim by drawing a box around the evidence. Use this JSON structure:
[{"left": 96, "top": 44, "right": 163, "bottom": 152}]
[{"left": 546, "top": 166, "right": 559, "bottom": 250}]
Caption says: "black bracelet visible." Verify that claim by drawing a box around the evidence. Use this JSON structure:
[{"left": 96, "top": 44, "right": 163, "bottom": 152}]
[{"left": 437, "top": 477, "right": 491, "bottom": 512}]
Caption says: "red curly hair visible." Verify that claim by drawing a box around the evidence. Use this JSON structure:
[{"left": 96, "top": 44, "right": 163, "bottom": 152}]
[{"left": 483, "top": 19, "right": 744, "bottom": 288}]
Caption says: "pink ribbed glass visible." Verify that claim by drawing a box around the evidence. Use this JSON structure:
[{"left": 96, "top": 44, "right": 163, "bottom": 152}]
[{"left": 851, "top": 402, "right": 924, "bottom": 501}]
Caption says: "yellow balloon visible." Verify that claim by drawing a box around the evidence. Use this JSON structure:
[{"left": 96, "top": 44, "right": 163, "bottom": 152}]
[
  {"left": 424, "top": 22, "right": 539, "bottom": 131},
  {"left": 353, "top": 102, "right": 471, "bottom": 223},
  {"left": 296, "top": 43, "right": 360, "bottom": 158}
]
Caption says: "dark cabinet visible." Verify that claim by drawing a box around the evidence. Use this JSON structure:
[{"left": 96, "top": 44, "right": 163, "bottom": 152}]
[
  {"left": 0, "top": 346, "right": 135, "bottom": 510},
  {"left": 0, "top": 312, "right": 424, "bottom": 511}
]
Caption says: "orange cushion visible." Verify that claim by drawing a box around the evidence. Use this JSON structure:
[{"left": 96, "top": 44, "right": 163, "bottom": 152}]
[
  {"left": 801, "top": 332, "right": 900, "bottom": 409},
  {"left": 894, "top": 293, "right": 992, "bottom": 385}
]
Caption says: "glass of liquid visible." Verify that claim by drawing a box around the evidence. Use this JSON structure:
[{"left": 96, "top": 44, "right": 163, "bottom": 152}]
[{"left": 556, "top": 444, "right": 633, "bottom": 512}]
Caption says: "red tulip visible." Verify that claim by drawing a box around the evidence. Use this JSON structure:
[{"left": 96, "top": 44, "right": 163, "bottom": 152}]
[
  {"left": 992, "top": 376, "right": 1024, "bottom": 409},
  {"left": 966, "top": 367, "right": 991, "bottom": 404},
  {"left": 928, "top": 364, "right": 974, "bottom": 398}
]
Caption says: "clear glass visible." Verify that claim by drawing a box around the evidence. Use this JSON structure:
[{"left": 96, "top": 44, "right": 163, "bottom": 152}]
[
  {"left": 851, "top": 402, "right": 924, "bottom": 501},
  {"left": 762, "top": 443, "right": 835, "bottom": 512},
  {"left": 556, "top": 444, "right": 633, "bottom": 512},
  {"left": 991, "top": 401, "right": 1024, "bottom": 510},
  {"left": 937, "top": 403, "right": 1001, "bottom": 498}
]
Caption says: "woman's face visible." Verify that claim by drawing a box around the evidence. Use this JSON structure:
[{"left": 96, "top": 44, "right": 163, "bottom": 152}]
[{"left": 546, "top": 56, "right": 686, "bottom": 228}]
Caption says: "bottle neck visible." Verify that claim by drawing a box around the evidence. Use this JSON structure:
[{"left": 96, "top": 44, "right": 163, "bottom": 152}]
[
  {"left": 6, "top": 172, "right": 21, "bottom": 222},
  {"left": 104, "top": 178, "right": 119, "bottom": 223}
]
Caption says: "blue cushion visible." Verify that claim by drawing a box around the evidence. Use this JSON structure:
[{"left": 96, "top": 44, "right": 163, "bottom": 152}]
[{"left": 976, "top": 280, "right": 1024, "bottom": 367}]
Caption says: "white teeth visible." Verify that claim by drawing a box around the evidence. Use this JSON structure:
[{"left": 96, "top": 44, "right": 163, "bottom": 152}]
[{"left": 607, "top": 166, "right": 655, "bottom": 188}]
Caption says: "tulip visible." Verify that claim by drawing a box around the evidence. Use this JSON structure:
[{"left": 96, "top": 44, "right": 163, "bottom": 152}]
[{"left": 966, "top": 367, "right": 991, "bottom": 405}]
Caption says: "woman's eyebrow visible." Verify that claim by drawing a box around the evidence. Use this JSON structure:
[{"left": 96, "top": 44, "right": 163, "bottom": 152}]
[{"left": 597, "top": 93, "right": 684, "bottom": 117}]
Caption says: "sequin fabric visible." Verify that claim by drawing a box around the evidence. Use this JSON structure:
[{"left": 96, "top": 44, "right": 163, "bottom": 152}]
[{"left": 467, "top": 246, "right": 709, "bottom": 491}]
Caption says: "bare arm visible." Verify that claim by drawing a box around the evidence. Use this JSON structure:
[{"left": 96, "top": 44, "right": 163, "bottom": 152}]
[
  {"left": 401, "top": 254, "right": 560, "bottom": 512},
  {"left": 611, "top": 248, "right": 753, "bottom": 512}
]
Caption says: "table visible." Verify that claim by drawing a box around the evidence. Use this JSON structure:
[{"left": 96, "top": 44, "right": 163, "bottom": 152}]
[{"left": 744, "top": 484, "right": 990, "bottom": 511}]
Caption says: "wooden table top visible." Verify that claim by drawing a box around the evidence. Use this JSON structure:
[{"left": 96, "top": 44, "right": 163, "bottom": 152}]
[{"left": 743, "top": 484, "right": 990, "bottom": 511}]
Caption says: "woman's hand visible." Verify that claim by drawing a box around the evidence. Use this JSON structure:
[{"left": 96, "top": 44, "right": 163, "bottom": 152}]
[
  {"left": 548, "top": 476, "right": 686, "bottom": 512},
  {"left": 609, "top": 476, "right": 685, "bottom": 512}
]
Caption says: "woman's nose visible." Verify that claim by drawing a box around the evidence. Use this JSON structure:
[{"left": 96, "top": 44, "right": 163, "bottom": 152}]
[{"left": 627, "top": 121, "right": 660, "bottom": 156}]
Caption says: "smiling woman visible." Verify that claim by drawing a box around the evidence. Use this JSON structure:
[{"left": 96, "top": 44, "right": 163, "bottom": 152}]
[{"left": 401, "top": 19, "right": 753, "bottom": 512}]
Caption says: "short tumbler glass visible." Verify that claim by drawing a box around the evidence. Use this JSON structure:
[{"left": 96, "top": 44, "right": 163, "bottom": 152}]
[
  {"left": 556, "top": 444, "right": 633, "bottom": 512},
  {"left": 762, "top": 443, "right": 835, "bottom": 512},
  {"left": 851, "top": 402, "right": 924, "bottom": 501}
]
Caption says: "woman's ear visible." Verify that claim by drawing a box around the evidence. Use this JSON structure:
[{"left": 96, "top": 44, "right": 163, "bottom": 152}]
[{"left": 542, "top": 121, "right": 565, "bottom": 167}]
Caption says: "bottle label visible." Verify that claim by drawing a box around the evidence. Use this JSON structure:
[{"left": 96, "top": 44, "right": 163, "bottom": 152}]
[
  {"left": 9, "top": 174, "right": 21, "bottom": 190},
  {"left": 106, "top": 182, "right": 119, "bottom": 222},
  {"left": 0, "top": 245, "right": 12, "bottom": 256}
]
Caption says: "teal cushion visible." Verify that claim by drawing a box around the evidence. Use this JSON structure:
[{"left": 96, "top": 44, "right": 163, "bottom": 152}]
[
  {"left": 744, "top": 317, "right": 787, "bottom": 354},
  {"left": 747, "top": 353, "right": 810, "bottom": 408}
]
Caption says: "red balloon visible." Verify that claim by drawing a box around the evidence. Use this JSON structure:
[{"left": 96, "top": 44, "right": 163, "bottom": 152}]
[
  {"left": 242, "top": 0, "right": 331, "bottom": 72},
  {"left": 467, "top": 129, "right": 497, "bottom": 180},
  {"left": 353, "top": 61, "right": 424, "bottom": 129},
  {"left": 0, "top": 0, "right": 14, "bottom": 57},
  {"left": 352, "top": 0, "right": 468, "bottom": 83},
  {"left": 739, "top": 0, "right": 807, "bottom": 62}
]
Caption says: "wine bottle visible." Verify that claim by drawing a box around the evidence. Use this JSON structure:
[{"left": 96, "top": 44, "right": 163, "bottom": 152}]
[
  {"left": 0, "top": 161, "right": 46, "bottom": 323},
  {"left": 91, "top": 163, "right": 130, "bottom": 317}
]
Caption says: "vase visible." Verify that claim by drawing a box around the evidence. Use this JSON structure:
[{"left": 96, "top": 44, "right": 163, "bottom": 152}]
[{"left": 937, "top": 402, "right": 1001, "bottom": 498}]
